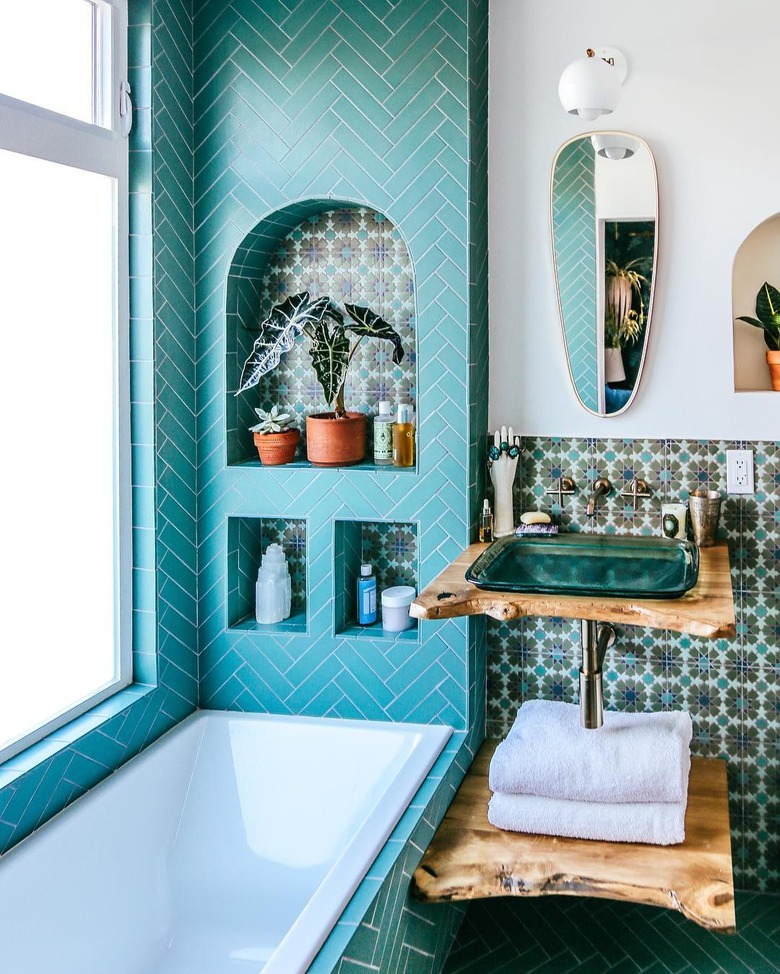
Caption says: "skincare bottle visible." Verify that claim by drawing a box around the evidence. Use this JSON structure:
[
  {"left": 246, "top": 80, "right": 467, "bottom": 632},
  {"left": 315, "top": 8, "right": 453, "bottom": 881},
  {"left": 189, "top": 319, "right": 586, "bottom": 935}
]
[
  {"left": 373, "top": 400, "right": 394, "bottom": 464},
  {"left": 392, "top": 403, "right": 415, "bottom": 467},
  {"left": 479, "top": 498, "right": 493, "bottom": 543},
  {"left": 357, "top": 563, "right": 377, "bottom": 625}
]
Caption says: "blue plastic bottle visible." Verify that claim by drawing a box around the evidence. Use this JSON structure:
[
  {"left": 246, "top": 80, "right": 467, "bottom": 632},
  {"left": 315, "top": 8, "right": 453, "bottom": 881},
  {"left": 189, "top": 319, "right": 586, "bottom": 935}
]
[{"left": 357, "top": 563, "right": 377, "bottom": 625}]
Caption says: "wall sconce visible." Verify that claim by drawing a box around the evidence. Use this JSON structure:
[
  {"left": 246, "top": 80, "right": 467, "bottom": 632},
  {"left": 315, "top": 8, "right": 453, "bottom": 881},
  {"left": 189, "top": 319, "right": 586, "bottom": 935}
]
[
  {"left": 590, "top": 133, "right": 639, "bottom": 161},
  {"left": 558, "top": 47, "right": 628, "bottom": 120}
]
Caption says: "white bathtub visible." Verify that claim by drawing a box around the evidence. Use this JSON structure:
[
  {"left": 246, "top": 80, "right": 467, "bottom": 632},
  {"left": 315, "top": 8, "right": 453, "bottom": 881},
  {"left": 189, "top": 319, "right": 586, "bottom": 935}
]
[{"left": 0, "top": 711, "right": 451, "bottom": 974}]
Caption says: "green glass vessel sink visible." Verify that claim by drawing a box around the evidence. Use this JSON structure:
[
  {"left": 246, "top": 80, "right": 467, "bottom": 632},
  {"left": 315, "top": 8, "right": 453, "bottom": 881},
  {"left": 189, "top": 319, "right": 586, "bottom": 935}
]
[{"left": 465, "top": 534, "right": 699, "bottom": 599}]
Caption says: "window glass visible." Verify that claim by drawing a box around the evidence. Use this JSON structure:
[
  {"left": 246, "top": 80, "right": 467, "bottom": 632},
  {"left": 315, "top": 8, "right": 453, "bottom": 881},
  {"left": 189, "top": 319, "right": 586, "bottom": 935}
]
[
  {"left": 0, "top": 0, "right": 103, "bottom": 125},
  {"left": 0, "top": 148, "right": 119, "bottom": 753}
]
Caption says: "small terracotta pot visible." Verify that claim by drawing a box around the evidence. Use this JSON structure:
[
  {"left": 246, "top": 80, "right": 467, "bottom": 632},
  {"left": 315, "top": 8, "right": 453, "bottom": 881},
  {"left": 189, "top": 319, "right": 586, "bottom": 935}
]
[
  {"left": 767, "top": 350, "right": 780, "bottom": 391},
  {"left": 253, "top": 429, "right": 300, "bottom": 465},
  {"left": 306, "top": 412, "right": 366, "bottom": 466}
]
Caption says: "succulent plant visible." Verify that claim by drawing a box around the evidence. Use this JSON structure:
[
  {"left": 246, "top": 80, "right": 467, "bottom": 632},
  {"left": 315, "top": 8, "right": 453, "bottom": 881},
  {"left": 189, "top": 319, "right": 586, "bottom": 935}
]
[
  {"left": 249, "top": 405, "right": 297, "bottom": 434},
  {"left": 736, "top": 282, "right": 780, "bottom": 352},
  {"left": 236, "top": 291, "right": 404, "bottom": 418}
]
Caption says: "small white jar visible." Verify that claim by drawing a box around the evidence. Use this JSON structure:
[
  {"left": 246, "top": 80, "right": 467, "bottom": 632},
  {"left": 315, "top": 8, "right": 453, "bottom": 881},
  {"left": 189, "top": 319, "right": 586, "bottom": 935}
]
[{"left": 381, "top": 585, "right": 416, "bottom": 632}]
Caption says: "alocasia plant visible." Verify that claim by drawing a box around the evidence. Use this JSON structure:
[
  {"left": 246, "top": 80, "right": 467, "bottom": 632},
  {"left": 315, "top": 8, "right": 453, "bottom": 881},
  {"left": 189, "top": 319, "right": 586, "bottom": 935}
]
[{"left": 237, "top": 291, "right": 404, "bottom": 417}]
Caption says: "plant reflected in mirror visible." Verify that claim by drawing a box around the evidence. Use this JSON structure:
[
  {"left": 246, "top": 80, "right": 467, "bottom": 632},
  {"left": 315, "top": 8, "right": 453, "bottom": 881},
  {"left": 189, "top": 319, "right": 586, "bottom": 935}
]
[{"left": 551, "top": 132, "right": 658, "bottom": 416}]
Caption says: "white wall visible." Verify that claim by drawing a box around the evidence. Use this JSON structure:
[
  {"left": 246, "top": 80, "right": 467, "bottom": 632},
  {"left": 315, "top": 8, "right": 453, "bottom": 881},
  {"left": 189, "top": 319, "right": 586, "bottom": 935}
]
[{"left": 488, "top": 0, "right": 780, "bottom": 438}]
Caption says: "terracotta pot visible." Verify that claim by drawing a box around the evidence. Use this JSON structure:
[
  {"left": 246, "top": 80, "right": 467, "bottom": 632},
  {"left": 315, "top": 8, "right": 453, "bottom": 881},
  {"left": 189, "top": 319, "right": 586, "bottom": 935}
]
[
  {"left": 306, "top": 412, "right": 366, "bottom": 466},
  {"left": 253, "top": 428, "right": 300, "bottom": 465},
  {"left": 604, "top": 346, "right": 626, "bottom": 384},
  {"left": 767, "top": 350, "right": 780, "bottom": 391}
]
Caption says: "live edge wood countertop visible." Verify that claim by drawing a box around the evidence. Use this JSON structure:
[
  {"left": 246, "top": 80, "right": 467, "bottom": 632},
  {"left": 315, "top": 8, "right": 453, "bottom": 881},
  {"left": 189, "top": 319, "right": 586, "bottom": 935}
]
[
  {"left": 410, "top": 542, "right": 735, "bottom": 639},
  {"left": 412, "top": 741, "right": 736, "bottom": 933}
]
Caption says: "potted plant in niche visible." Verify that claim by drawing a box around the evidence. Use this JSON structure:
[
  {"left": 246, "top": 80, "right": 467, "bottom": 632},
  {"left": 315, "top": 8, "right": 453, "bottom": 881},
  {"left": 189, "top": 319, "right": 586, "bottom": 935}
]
[
  {"left": 604, "top": 258, "right": 648, "bottom": 383},
  {"left": 249, "top": 404, "right": 300, "bottom": 465},
  {"left": 736, "top": 281, "right": 780, "bottom": 390},
  {"left": 236, "top": 291, "right": 405, "bottom": 466}
]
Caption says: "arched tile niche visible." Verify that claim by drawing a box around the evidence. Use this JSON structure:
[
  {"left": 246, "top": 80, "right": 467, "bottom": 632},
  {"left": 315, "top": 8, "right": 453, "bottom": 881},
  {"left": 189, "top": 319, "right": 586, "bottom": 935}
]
[{"left": 225, "top": 199, "right": 417, "bottom": 466}]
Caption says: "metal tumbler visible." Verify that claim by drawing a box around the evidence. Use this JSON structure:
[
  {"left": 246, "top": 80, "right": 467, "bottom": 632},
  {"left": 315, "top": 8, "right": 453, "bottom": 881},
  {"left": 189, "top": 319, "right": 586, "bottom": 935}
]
[{"left": 688, "top": 489, "right": 721, "bottom": 547}]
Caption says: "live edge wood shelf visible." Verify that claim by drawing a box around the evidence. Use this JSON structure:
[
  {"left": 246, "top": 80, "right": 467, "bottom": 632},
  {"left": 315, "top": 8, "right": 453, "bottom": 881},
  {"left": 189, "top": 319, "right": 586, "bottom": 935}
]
[
  {"left": 410, "top": 542, "right": 736, "bottom": 929},
  {"left": 412, "top": 741, "right": 736, "bottom": 932},
  {"left": 410, "top": 542, "right": 736, "bottom": 639}
]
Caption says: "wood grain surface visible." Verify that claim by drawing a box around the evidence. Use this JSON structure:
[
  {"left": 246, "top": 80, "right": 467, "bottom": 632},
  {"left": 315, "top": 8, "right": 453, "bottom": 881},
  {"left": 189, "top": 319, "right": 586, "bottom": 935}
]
[
  {"left": 412, "top": 740, "right": 736, "bottom": 932},
  {"left": 410, "top": 543, "right": 735, "bottom": 638}
]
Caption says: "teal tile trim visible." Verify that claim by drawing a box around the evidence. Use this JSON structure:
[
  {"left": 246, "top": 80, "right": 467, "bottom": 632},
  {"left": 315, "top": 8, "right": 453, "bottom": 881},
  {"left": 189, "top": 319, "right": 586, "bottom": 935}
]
[{"left": 0, "top": 0, "right": 198, "bottom": 856}]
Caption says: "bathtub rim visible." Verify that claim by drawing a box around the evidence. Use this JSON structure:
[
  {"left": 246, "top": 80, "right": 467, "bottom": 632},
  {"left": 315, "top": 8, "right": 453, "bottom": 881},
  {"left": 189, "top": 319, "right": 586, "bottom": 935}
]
[
  {"left": 0, "top": 709, "right": 453, "bottom": 974},
  {"left": 254, "top": 713, "right": 452, "bottom": 974}
]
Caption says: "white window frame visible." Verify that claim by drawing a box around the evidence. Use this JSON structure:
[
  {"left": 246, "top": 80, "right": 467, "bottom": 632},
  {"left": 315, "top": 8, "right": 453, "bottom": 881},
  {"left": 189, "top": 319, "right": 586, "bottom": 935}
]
[{"left": 0, "top": 0, "right": 133, "bottom": 763}]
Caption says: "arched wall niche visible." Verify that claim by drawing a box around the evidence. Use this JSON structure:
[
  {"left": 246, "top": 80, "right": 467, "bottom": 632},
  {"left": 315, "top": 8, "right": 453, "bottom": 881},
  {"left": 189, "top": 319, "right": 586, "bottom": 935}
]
[
  {"left": 733, "top": 212, "right": 780, "bottom": 392},
  {"left": 225, "top": 198, "right": 417, "bottom": 466}
]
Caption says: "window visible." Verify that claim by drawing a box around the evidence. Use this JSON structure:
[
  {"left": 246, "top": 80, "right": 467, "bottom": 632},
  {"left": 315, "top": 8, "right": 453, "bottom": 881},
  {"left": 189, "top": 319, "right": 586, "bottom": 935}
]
[{"left": 0, "top": 0, "right": 131, "bottom": 762}]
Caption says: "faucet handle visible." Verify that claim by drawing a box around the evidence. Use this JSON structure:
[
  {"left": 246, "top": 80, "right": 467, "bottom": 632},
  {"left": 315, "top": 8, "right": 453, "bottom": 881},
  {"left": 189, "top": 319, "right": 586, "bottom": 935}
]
[
  {"left": 544, "top": 476, "right": 576, "bottom": 508},
  {"left": 620, "top": 478, "right": 652, "bottom": 503}
]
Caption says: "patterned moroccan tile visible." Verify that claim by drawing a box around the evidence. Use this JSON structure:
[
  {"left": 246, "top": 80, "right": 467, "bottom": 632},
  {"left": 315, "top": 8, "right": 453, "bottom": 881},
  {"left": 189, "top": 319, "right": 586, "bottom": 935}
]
[
  {"left": 667, "top": 438, "right": 726, "bottom": 500},
  {"left": 485, "top": 435, "right": 780, "bottom": 894}
]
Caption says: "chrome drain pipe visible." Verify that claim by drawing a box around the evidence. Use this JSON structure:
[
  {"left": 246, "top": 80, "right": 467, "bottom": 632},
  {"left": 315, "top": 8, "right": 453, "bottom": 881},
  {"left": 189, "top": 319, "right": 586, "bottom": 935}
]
[{"left": 579, "top": 620, "right": 616, "bottom": 729}]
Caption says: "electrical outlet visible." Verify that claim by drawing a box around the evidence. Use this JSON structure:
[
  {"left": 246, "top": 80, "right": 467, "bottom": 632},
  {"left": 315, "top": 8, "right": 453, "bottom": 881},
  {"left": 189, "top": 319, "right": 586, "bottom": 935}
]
[{"left": 726, "top": 449, "right": 754, "bottom": 494}]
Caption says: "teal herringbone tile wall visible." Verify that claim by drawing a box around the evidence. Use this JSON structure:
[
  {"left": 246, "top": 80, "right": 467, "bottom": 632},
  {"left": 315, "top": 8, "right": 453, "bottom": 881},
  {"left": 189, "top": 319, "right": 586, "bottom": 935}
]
[
  {"left": 0, "top": 0, "right": 198, "bottom": 854},
  {"left": 552, "top": 140, "right": 598, "bottom": 412},
  {"left": 195, "top": 0, "right": 489, "bottom": 729},
  {"left": 315, "top": 7, "right": 489, "bottom": 969}
]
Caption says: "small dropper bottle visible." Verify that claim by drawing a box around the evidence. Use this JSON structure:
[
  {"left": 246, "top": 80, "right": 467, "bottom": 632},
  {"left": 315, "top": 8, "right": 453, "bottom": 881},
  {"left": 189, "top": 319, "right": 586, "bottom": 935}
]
[
  {"left": 392, "top": 403, "right": 415, "bottom": 467},
  {"left": 479, "top": 498, "right": 493, "bottom": 543}
]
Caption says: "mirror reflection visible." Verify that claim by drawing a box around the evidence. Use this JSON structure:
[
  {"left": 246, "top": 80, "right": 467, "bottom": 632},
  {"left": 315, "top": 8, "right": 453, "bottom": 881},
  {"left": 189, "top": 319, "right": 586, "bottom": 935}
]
[{"left": 551, "top": 132, "right": 658, "bottom": 415}]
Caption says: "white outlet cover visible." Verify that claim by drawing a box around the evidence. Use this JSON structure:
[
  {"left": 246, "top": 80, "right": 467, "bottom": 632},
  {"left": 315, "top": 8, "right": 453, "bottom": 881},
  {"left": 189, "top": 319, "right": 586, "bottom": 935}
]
[{"left": 726, "top": 449, "right": 755, "bottom": 494}]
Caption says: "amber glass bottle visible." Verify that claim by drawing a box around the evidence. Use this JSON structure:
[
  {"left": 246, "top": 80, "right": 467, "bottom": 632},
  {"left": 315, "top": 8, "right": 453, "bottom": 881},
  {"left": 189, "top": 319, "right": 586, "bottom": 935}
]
[{"left": 392, "top": 403, "right": 415, "bottom": 467}]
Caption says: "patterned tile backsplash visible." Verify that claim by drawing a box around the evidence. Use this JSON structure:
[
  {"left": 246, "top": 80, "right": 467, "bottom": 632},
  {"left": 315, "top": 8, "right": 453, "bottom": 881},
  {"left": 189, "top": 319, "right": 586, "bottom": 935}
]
[{"left": 487, "top": 437, "right": 779, "bottom": 892}]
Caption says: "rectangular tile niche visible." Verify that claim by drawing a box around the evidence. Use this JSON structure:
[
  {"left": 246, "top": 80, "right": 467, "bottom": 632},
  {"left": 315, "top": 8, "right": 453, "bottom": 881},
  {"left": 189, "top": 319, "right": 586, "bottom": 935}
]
[
  {"left": 334, "top": 520, "right": 419, "bottom": 641},
  {"left": 227, "top": 516, "right": 307, "bottom": 634}
]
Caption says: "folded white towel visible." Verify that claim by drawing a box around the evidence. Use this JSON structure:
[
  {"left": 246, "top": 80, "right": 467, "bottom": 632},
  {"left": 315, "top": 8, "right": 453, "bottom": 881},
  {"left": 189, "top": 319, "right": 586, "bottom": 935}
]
[
  {"left": 488, "top": 792, "right": 687, "bottom": 846},
  {"left": 489, "top": 700, "right": 692, "bottom": 804}
]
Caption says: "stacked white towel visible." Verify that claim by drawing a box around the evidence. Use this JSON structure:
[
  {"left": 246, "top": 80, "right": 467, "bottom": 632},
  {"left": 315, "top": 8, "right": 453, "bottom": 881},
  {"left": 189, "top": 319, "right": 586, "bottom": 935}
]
[{"left": 487, "top": 701, "right": 692, "bottom": 846}]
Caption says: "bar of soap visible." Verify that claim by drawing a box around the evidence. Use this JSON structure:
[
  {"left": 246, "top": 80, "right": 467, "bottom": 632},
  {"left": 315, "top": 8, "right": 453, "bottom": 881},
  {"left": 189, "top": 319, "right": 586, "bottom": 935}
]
[{"left": 520, "top": 511, "right": 551, "bottom": 525}]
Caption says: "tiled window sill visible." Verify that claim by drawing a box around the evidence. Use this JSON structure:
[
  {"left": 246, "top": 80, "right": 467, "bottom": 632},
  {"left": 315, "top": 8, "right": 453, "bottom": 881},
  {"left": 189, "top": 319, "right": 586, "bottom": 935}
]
[{"left": 0, "top": 683, "right": 156, "bottom": 788}]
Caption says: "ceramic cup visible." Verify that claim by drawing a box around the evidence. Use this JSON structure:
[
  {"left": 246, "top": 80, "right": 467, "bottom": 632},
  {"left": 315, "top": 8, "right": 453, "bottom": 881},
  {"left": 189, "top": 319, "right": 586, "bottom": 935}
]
[{"left": 688, "top": 489, "right": 721, "bottom": 547}]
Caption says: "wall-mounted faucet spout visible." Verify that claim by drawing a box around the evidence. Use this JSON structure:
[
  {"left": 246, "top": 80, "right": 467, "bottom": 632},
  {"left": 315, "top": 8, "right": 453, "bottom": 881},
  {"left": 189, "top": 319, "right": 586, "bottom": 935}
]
[
  {"left": 579, "top": 619, "right": 616, "bottom": 729},
  {"left": 586, "top": 477, "right": 613, "bottom": 517}
]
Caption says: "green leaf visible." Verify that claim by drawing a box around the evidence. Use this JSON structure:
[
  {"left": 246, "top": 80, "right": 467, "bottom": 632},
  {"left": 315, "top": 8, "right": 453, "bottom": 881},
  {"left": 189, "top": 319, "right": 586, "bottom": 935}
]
[
  {"left": 344, "top": 304, "right": 405, "bottom": 365},
  {"left": 307, "top": 318, "right": 350, "bottom": 410},
  {"left": 736, "top": 315, "right": 768, "bottom": 329},
  {"left": 755, "top": 282, "right": 780, "bottom": 329},
  {"left": 236, "top": 292, "right": 329, "bottom": 395}
]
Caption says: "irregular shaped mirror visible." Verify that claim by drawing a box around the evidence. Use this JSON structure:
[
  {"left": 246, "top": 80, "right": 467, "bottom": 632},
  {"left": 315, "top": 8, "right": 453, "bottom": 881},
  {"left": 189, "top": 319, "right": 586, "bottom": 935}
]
[{"left": 551, "top": 132, "right": 658, "bottom": 415}]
